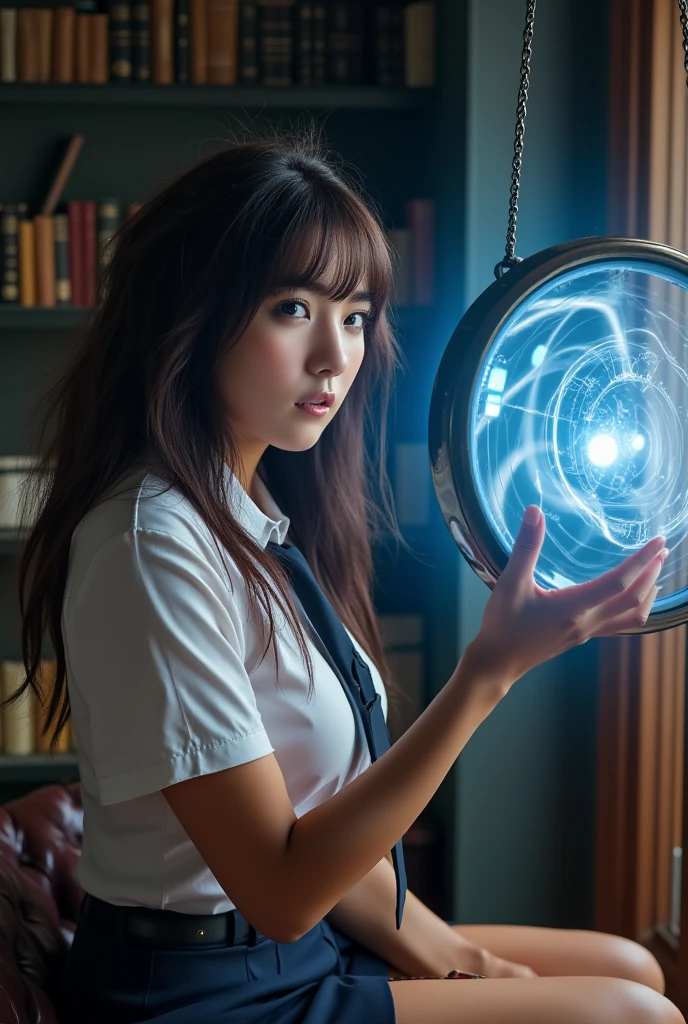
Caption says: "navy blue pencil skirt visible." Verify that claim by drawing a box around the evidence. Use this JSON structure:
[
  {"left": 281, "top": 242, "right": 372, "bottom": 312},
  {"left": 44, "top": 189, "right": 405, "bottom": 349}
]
[{"left": 56, "top": 899, "right": 397, "bottom": 1024}]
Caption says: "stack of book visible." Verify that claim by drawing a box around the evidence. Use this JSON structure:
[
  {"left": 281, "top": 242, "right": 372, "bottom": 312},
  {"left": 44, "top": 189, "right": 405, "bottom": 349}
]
[
  {"left": 0, "top": 128, "right": 436, "bottom": 308},
  {"left": 0, "top": 659, "right": 76, "bottom": 755},
  {"left": 0, "top": 0, "right": 435, "bottom": 88}
]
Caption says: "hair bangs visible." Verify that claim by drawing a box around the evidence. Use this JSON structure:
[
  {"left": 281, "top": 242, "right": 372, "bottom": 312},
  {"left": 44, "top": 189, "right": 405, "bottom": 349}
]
[{"left": 265, "top": 192, "right": 393, "bottom": 315}]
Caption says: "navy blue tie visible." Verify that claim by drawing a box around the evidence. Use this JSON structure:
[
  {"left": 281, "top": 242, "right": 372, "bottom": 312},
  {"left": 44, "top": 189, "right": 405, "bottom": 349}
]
[{"left": 267, "top": 540, "right": 407, "bottom": 930}]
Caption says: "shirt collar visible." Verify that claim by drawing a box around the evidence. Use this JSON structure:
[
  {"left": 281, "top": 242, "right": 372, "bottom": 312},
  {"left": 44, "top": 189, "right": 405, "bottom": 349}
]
[
  {"left": 222, "top": 461, "right": 291, "bottom": 549},
  {"left": 140, "top": 443, "right": 290, "bottom": 549}
]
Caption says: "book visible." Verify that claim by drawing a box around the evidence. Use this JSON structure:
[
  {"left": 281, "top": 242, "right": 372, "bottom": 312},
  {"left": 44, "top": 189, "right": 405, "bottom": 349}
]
[
  {"left": 0, "top": 8, "right": 17, "bottom": 82},
  {"left": 132, "top": 0, "right": 151, "bottom": 80},
  {"left": 258, "top": 0, "right": 294, "bottom": 86},
  {"left": 109, "top": 0, "right": 133, "bottom": 80},
  {"left": 53, "top": 6, "right": 76, "bottom": 82},
  {"left": 207, "top": 0, "right": 239, "bottom": 84},
  {"left": 67, "top": 201, "right": 84, "bottom": 306},
  {"left": 175, "top": 0, "right": 189, "bottom": 81},
  {"left": 238, "top": 0, "right": 257, "bottom": 83},
  {"left": 151, "top": 0, "right": 174, "bottom": 82},
  {"left": 189, "top": 0, "right": 208, "bottom": 81},
  {"left": 404, "top": 0, "right": 435, "bottom": 88},
  {"left": 0, "top": 203, "right": 19, "bottom": 303},
  {"left": 18, "top": 216, "right": 35, "bottom": 307},
  {"left": 54, "top": 207, "right": 71, "bottom": 307}
]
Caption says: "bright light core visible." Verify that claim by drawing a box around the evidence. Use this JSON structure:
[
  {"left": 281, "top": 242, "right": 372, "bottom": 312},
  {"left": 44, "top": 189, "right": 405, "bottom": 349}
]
[{"left": 588, "top": 433, "right": 619, "bottom": 467}]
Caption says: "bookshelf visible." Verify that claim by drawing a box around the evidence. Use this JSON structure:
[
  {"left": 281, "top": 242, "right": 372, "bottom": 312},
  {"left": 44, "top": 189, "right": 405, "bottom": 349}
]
[
  {"left": 0, "top": 84, "right": 435, "bottom": 109},
  {"left": 0, "top": 0, "right": 464, "bottom": 918}
]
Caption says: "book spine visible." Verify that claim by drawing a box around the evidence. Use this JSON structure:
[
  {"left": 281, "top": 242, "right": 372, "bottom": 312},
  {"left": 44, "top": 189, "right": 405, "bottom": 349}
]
[
  {"left": 175, "top": 0, "right": 189, "bottom": 80},
  {"left": 238, "top": 0, "right": 257, "bottom": 83},
  {"left": 327, "top": 1, "right": 362, "bottom": 86},
  {"left": 406, "top": 197, "right": 435, "bottom": 305},
  {"left": 311, "top": 0, "right": 324, "bottom": 84},
  {"left": 98, "top": 197, "right": 121, "bottom": 275},
  {"left": 109, "top": 0, "right": 132, "bottom": 79},
  {"left": 67, "top": 200, "right": 84, "bottom": 306},
  {"left": 35, "top": 8, "right": 53, "bottom": 81},
  {"left": 17, "top": 9, "right": 38, "bottom": 81},
  {"left": 34, "top": 215, "right": 56, "bottom": 307},
  {"left": 189, "top": 0, "right": 207, "bottom": 82},
  {"left": 54, "top": 210, "right": 71, "bottom": 307},
  {"left": 295, "top": 1, "right": 311, "bottom": 85},
  {"left": 53, "top": 7, "right": 76, "bottom": 82},
  {"left": 404, "top": 0, "right": 435, "bottom": 88},
  {"left": 91, "top": 13, "right": 110, "bottom": 82},
  {"left": 375, "top": 4, "right": 404, "bottom": 87},
  {"left": 258, "top": 0, "right": 294, "bottom": 86},
  {"left": 151, "top": 0, "right": 174, "bottom": 83},
  {"left": 207, "top": 0, "right": 239, "bottom": 84},
  {"left": 82, "top": 199, "right": 97, "bottom": 304},
  {"left": 75, "top": 14, "right": 90, "bottom": 81},
  {"left": 132, "top": 0, "right": 151, "bottom": 80},
  {"left": 0, "top": 8, "right": 17, "bottom": 82},
  {"left": 0, "top": 203, "right": 19, "bottom": 303},
  {"left": 18, "top": 218, "right": 36, "bottom": 307}
]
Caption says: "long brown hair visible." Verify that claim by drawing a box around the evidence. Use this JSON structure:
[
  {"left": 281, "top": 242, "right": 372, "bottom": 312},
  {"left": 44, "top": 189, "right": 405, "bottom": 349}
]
[{"left": 9, "top": 122, "right": 413, "bottom": 752}]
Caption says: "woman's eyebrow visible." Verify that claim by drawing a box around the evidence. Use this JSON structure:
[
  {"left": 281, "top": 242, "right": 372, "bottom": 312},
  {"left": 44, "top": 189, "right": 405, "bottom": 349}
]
[{"left": 268, "top": 280, "right": 374, "bottom": 303}]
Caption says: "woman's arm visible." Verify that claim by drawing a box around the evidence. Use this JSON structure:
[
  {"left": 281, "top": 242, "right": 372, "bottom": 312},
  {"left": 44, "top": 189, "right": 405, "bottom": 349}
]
[{"left": 324, "top": 854, "right": 485, "bottom": 978}]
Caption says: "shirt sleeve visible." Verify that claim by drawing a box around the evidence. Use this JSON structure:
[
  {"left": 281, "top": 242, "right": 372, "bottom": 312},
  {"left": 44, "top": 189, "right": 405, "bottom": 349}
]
[{"left": 63, "top": 527, "right": 275, "bottom": 806}]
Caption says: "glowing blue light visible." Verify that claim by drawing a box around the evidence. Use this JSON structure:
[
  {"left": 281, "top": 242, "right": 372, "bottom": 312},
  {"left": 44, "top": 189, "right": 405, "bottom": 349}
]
[
  {"left": 487, "top": 367, "right": 507, "bottom": 392},
  {"left": 588, "top": 434, "right": 619, "bottom": 467},
  {"left": 469, "top": 258, "right": 688, "bottom": 611},
  {"left": 531, "top": 344, "right": 547, "bottom": 367}
]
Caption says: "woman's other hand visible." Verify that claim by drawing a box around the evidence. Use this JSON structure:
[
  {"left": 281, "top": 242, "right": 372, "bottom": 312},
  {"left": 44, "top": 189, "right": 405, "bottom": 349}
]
[{"left": 468, "top": 505, "right": 667, "bottom": 688}]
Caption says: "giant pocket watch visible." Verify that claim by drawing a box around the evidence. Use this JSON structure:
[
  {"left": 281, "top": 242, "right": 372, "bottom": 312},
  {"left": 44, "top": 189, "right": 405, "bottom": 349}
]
[{"left": 428, "top": 1, "right": 688, "bottom": 634}]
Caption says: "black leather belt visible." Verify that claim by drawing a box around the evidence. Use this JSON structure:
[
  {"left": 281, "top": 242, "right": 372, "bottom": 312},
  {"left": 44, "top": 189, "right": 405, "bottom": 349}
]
[{"left": 80, "top": 893, "right": 266, "bottom": 949}]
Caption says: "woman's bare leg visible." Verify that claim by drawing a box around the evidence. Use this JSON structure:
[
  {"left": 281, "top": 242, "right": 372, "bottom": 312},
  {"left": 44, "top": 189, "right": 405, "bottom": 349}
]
[
  {"left": 451, "top": 924, "right": 665, "bottom": 993},
  {"left": 390, "top": 975, "right": 685, "bottom": 1024}
]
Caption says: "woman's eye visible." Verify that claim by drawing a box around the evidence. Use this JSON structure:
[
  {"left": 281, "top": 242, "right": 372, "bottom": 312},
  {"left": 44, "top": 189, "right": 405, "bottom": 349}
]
[{"left": 276, "top": 301, "right": 372, "bottom": 332}]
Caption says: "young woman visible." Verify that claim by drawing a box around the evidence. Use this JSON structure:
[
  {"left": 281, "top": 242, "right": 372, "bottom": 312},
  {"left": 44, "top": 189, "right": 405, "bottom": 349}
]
[{"left": 10, "top": 126, "right": 682, "bottom": 1024}]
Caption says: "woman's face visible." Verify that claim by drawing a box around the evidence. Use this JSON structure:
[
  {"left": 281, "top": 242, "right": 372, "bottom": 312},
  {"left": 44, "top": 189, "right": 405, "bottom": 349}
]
[{"left": 219, "top": 274, "right": 372, "bottom": 486}]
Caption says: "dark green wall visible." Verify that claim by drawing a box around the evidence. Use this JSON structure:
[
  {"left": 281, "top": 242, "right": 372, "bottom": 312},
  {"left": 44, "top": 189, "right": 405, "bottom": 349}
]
[{"left": 452, "top": 0, "right": 610, "bottom": 928}]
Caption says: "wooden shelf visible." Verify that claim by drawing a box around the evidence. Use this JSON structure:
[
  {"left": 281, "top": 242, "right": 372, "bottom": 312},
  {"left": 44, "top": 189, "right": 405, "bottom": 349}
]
[
  {"left": 0, "top": 83, "right": 435, "bottom": 110},
  {"left": 0, "top": 308, "right": 89, "bottom": 330},
  {"left": 0, "top": 753, "right": 79, "bottom": 782}
]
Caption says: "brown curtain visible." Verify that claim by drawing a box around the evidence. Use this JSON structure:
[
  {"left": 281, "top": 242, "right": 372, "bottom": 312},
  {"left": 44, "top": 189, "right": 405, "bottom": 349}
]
[{"left": 596, "top": 0, "right": 687, "bottom": 943}]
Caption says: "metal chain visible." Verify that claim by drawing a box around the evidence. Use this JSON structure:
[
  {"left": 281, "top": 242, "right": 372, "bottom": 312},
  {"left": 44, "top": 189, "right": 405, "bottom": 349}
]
[
  {"left": 679, "top": 0, "right": 688, "bottom": 86},
  {"left": 494, "top": 0, "right": 537, "bottom": 281}
]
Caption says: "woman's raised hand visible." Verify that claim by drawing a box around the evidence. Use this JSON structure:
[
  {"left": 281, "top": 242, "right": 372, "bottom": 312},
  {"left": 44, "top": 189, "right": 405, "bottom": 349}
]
[{"left": 469, "top": 505, "right": 668, "bottom": 688}]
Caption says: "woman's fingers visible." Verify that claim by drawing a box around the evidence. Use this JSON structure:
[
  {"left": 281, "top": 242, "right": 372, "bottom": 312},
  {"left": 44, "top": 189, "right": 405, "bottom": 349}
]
[
  {"left": 591, "top": 585, "right": 659, "bottom": 637},
  {"left": 570, "top": 536, "right": 666, "bottom": 609},
  {"left": 592, "top": 547, "right": 666, "bottom": 622},
  {"left": 500, "top": 506, "right": 545, "bottom": 588}
]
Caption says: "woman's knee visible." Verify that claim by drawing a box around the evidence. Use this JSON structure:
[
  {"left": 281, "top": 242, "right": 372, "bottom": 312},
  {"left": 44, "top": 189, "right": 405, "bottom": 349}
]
[
  {"left": 610, "top": 978, "right": 684, "bottom": 1024},
  {"left": 599, "top": 934, "right": 666, "bottom": 994}
]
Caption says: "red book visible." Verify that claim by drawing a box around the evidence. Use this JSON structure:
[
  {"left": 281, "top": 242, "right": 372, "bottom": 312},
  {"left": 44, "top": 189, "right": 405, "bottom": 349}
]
[
  {"left": 67, "top": 200, "right": 84, "bottom": 306},
  {"left": 82, "top": 200, "right": 97, "bottom": 306},
  {"left": 405, "top": 197, "right": 435, "bottom": 306}
]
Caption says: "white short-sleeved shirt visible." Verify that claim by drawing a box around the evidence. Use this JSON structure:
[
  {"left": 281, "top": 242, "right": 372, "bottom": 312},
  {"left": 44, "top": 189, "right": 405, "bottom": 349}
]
[{"left": 62, "top": 450, "right": 388, "bottom": 914}]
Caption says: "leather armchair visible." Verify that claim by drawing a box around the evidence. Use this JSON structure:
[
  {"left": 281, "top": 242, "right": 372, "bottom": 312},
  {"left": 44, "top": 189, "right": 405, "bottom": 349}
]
[{"left": 0, "top": 781, "right": 83, "bottom": 1023}]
